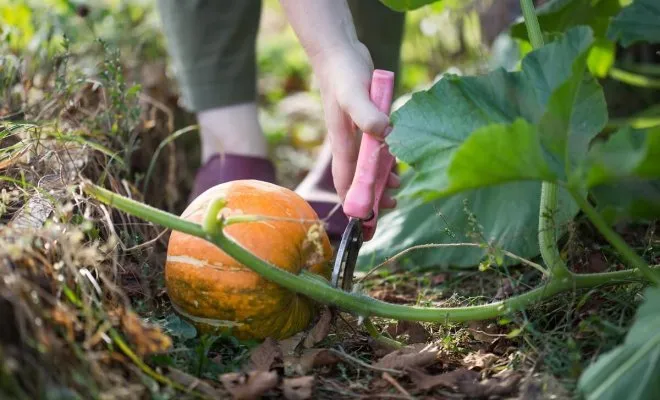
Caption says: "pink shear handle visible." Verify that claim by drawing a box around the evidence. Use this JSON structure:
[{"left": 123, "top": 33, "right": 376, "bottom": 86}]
[{"left": 343, "top": 69, "right": 396, "bottom": 241}]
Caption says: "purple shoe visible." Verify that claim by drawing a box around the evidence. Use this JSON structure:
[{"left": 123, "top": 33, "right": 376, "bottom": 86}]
[{"left": 189, "top": 153, "right": 277, "bottom": 202}]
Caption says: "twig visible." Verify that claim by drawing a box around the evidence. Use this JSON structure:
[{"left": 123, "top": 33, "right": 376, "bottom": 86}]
[
  {"left": 328, "top": 347, "right": 404, "bottom": 376},
  {"left": 358, "top": 243, "right": 548, "bottom": 282},
  {"left": 382, "top": 372, "right": 414, "bottom": 399}
]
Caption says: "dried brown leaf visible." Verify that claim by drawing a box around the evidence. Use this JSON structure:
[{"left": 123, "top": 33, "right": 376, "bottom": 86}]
[
  {"left": 462, "top": 350, "right": 499, "bottom": 370},
  {"left": 373, "top": 343, "right": 439, "bottom": 370},
  {"left": 288, "top": 348, "right": 341, "bottom": 375},
  {"left": 460, "top": 369, "right": 522, "bottom": 398},
  {"left": 385, "top": 321, "right": 429, "bottom": 344},
  {"left": 409, "top": 367, "right": 522, "bottom": 397},
  {"left": 303, "top": 307, "right": 332, "bottom": 348},
  {"left": 248, "top": 337, "right": 282, "bottom": 371},
  {"left": 166, "top": 368, "right": 226, "bottom": 398},
  {"left": 219, "top": 370, "right": 279, "bottom": 400},
  {"left": 120, "top": 310, "right": 171, "bottom": 356},
  {"left": 408, "top": 367, "right": 479, "bottom": 391},
  {"left": 279, "top": 332, "right": 306, "bottom": 357},
  {"left": 282, "top": 376, "right": 314, "bottom": 400}
]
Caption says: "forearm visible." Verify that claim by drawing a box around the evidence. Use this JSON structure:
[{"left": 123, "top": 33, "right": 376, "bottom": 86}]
[{"left": 278, "top": 0, "right": 362, "bottom": 63}]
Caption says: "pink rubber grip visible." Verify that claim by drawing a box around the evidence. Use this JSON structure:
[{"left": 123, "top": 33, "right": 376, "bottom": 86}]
[{"left": 343, "top": 69, "right": 396, "bottom": 241}]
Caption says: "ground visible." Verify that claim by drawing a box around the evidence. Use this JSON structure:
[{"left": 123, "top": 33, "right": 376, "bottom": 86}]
[{"left": 0, "top": 1, "right": 658, "bottom": 399}]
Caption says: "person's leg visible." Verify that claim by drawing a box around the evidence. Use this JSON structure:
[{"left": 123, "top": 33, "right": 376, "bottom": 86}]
[
  {"left": 156, "top": 0, "right": 273, "bottom": 199},
  {"left": 296, "top": 2, "right": 405, "bottom": 237}
]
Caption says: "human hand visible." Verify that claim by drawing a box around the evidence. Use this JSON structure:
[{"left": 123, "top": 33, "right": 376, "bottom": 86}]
[{"left": 310, "top": 43, "right": 401, "bottom": 208}]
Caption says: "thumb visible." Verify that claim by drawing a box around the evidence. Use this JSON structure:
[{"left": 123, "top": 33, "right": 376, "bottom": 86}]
[{"left": 338, "top": 88, "right": 390, "bottom": 138}]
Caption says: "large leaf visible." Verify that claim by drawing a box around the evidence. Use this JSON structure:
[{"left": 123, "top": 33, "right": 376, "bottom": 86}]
[
  {"left": 509, "top": 0, "right": 622, "bottom": 77},
  {"left": 591, "top": 180, "right": 660, "bottom": 222},
  {"left": 357, "top": 173, "right": 578, "bottom": 270},
  {"left": 358, "top": 27, "right": 607, "bottom": 270},
  {"left": 584, "top": 126, "right": 660, "bottom": 187},
  {"left": 510, "top": 0, "right": 623, "bottom": 40},
  {"left": 386, "top": 26, "right": 604, "bottom": 199},
  {"left": 582, "top": 126, "right": 660, "bottom": 221},
  {"left": 577, "top": 287, "right": 660, "bottom": 400},
  {"left": 607, "top": 0, "right": 660, "bottom": 46}
]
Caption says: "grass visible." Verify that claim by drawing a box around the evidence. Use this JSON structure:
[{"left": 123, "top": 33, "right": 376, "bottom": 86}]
[{"left": 1, "top": 0, "right": 658, "bottom": 399}]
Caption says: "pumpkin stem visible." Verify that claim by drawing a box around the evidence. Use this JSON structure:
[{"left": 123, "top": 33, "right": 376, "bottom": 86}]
[
  {"left": 364, "top": 318, "right": 404, "bottom": 349},
  {"left": 83, "top": 181, "right": 657, "bottom": 325},
  {"left": 202, "top": 197, "right": 227, "bottom": 235}
]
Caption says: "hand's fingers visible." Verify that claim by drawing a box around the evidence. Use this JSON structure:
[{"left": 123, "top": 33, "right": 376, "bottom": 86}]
[
  {"left": 387, "top": 172, "right": 400, "bottom": 189},
  {"left": 326, "top": 102, "right": 360, "bottom": 201},
  {"left": 337, "top": 86, "right": 390, "bottom": 138},
  {"left": 379, "top": 195, "right": 397, "bottom": 209}
]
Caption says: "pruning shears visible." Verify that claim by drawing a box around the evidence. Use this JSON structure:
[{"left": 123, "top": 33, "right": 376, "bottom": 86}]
[{"left": 331, "top": 69, "right": 396, "bottom": 292}]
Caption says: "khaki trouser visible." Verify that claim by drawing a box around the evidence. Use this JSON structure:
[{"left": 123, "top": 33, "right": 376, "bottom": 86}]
[{"left": 156, "top": 0, "right": 405, "bottom": 112}]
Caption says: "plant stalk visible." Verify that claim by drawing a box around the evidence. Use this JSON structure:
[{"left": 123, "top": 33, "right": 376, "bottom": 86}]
[
  {"left": 609, "top": 67, "right": 660, "bottom": 89},
  {"left": 83, "top": 181, "right": 654, "bottom": 324},
  {"left": 520, "top": 0, "right": 571, "bottom": 279},
  {"left": 568, "top": 190, "right": 660, "bottom": 285}
]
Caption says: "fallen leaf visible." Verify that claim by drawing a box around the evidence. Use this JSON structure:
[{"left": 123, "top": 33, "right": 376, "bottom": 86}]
[
  {"left": 287, "top": 348, "right": 341, "bottom": 375},
  {"left": 279, "top": 332, "right": 306, "bottom": 357},
  {"left": 303, "top": 307, "right": 332, "bottom": 348},
  {"left": 166, "top": 368, "right": 226, "bottom": 398},
  {"left": 370, "top": 289, "right": 414, "bottom": 304},
  {"left": 248, "top": 337, "right": 282, "bottom": 371},
  {"left": 518, "top": 372, "right": 571, "bottom": 400},
  {"left": 386, "top": 321, "right": 429, "bottom": 344},
  {"left": 461, "top": 369, "right": 522, "bottom": 398},
  {"left": 373, "top": 343, "right": 439, "bottom": 370},
  {"left": 408, "top": 367, "right": 522, "bottom": 397},
  {"left": 219, "top": 370, "right": 279, "bottom": 400},
  {"left": 120, "top": 310, "right": 172, "bottom": 356},
  {"left": 462, "top": 350, "right": 499, "bottom": 370},
  {"left": 282, "top": 376, "right": 314, "bottom": 400},
  {"left": 408, "top": 367, "right": 478, "bottom": 391}
]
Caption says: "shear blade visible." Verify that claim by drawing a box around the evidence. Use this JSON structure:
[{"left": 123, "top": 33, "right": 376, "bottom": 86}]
[{"left": 331, "top": 218, "right": 363, "bottom": 291}]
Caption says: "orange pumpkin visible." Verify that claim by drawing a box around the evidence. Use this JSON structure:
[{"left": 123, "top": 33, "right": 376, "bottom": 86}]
[{"left": 165, "top": 180, "right": 333, "bottom": 340}]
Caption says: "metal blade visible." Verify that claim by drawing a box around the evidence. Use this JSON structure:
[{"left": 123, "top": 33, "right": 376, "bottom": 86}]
[{"left": 331, "top": 217, "right": 363, "bottom": 291}]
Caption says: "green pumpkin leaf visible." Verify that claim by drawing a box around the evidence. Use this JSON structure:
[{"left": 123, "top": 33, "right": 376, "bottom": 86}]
[
  {"left": 590, "top": 180, "right": 660, "bottom": 222},
  {"left": 580, "top": 126, "right": 660, "bottom": 221},
  {"left": 443, "top": 119, "right": 557, "bottom": 195},
  {"left": 509, "top": 0, "right": 621, "bottom": 77},
  {"left": 578, "top": 287, "right": 660, "bottom": 400},
  {"left": 386, "top": 26, "right": 604, "bottom": 199},
  {"left": 607, "top": 0, "right": 660, "bottom": 47},
  {"left": 584, "top": 127, "right": 660, "bottom": 187},
  {"left": 357, "top": 171, "right": 578, "bottom": 269},
  {"left": 510, "top": 0, "right": 623, "bottom": 41},
  {"left": 358, "top": 27, "right": 606, "bottom": 269}
]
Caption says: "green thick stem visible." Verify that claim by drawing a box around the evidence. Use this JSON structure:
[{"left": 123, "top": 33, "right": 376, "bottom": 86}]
[
  {"left": 569, "top": 189, "right": 660, "bottom": 286},
  {"left": 520, "top": 0, "right": 544, "bottom": 49},
  {"left": 520, "top": 0, "right": 571, "bottom": 279},
  {"left": 83, "top": 181, "right": 654, "bottom": 324},
  {"left": 609, "top": 68, "right": 660, "bottom": 89}
]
